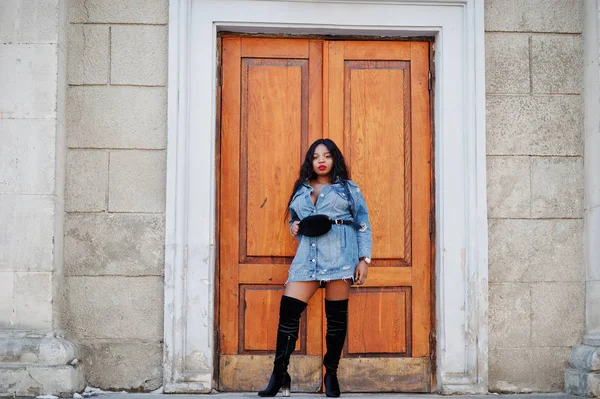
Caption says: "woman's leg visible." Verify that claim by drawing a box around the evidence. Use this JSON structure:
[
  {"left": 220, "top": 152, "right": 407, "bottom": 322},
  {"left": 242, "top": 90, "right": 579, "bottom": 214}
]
[
  {"left": 322, "top": 279, "right": 351, "bottom": 397},
  {"left": 324, "top": 279, "right": 351, "bottom": 301},
  {"left": 258, "top": 281, "right": 319, "bottom": 397},
  {"left": 284, "top": 281, "right": 320, "bottom": 302}
]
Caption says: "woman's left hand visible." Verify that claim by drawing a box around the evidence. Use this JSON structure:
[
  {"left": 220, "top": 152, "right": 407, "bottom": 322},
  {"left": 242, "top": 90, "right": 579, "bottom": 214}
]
[{"left": 354, "top": 260, "right": 368, "bottom": 285}]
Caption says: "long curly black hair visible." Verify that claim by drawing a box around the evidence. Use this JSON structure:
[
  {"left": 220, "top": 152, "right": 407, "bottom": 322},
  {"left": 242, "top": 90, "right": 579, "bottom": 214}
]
[{"left": 285, "top": 139, "right": 354, "bottom": 221}]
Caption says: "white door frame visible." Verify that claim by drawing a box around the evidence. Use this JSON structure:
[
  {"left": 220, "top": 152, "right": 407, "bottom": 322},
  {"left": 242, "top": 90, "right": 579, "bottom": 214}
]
[{"left": 164, "top": 0, "right": 488, "bottom": 394}]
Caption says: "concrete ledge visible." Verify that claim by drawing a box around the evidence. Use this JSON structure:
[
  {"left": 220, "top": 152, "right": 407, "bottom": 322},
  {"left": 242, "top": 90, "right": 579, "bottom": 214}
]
[
  {"left": 565, "top": 367, "right": 600, "bottom": 397},
  {"left": 0, "top": 364, "right": 84, "bottom": 397},
  {"left": 0, "top": 330, "right": 84, "bottom": 397}
]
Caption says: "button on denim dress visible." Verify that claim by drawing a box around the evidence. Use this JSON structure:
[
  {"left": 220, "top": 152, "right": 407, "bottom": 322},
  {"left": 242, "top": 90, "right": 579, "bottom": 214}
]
[{"left": 287, "top": 179, "right": 373, "bottom": 284}]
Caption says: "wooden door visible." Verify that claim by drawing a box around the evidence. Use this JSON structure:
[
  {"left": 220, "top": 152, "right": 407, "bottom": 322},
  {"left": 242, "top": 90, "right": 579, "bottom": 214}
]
[{"left": 219, "top": 37, "right": 433, "bottom": 393}]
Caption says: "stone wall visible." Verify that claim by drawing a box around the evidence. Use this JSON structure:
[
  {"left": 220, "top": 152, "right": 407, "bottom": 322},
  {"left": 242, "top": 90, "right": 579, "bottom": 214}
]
[
  {"left": 485, "top": 0, "right": 585, "bottom": 392},
  {"left": 0, "top": 0, "right": 66, "bottom": 334},
  {"left": 58, "top": 0, "right": 588, "bottom": 392},
  {"left": 63, "top": 0, "right": 168, "bottom": 390}
]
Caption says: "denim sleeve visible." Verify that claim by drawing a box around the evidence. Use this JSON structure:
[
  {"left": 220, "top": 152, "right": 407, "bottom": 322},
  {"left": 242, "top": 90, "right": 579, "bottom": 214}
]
[
  {"left": 289, "top": 208, "right": 300, "bottom": 237},
  {"left": 352, "top": 185, "right": 372, "bottom": 259}
]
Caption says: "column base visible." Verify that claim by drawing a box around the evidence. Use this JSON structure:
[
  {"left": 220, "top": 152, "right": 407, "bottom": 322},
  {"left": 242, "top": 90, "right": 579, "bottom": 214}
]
[
  {"left": 0, "top": 330, "right": 84, "bottom": 397},
  {"left": 565, "top": 344, "right": 600, "bottom": 397}
]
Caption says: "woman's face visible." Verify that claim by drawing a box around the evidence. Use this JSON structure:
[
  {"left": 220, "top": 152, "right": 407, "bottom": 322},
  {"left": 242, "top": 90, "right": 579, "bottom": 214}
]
[{"left": 312, "top": 143, "right": 333, "bottom": 177}]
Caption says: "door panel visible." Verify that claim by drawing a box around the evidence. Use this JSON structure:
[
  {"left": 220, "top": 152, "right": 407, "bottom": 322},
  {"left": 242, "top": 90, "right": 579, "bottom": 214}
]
[
  {"left": 219, "top": 37, "right": 433, "bottom": 393},
  {"left": 327, "top": 40, "right": 432, "bottom": 391},
  {"left": 219, "top": 37, "right": 324, "bottom": 391},
  {"left": 243, "top": 58, "right": 306, "bottom": 259}
]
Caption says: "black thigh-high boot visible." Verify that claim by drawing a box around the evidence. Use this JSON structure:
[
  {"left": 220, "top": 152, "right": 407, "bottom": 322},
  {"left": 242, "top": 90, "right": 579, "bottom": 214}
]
[
  {"left": 258, "top": 295, "right": 308, "bottom": 397},
  {"left": 323, "top": 298, "right": 349, "bottom": 398}
]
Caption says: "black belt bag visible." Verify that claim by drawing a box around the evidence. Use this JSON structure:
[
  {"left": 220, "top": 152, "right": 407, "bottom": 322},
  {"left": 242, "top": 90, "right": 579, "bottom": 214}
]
[{"left": 298, "top": 214, "right": 353, "bottom": 237}]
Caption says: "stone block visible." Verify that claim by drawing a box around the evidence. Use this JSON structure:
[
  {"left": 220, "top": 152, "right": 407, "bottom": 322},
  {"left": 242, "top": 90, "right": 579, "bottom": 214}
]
[
  {"left": 82, "top": 341, "right": 162, "bottom": 391},
  {"left": 565, "top": 367, "right": 600, "bottom": 397},
  {"left": 0, "top": 119, "right": 56, "bottom": 195},
  {"left": 484, "top": 0, "right": 583, "bottom": 33},
  {"left": 531, "top": 157, "right": 584, "bottom": 218},
  {"left": 488, "top": 283, "right": 531, "bottom": 349},
  {"left": 64, "top": 213, "right": 165, "bottom": 276},
  {"left": 487, "top": 95, "right": 583, "bottom": 155},
  {"left": 108, "top": 151, "right": 166, "bottom": 213},
  {"left": 485, "top": 33, "right": 530, "bottom": 93},
  {"left": 66, "top": 86, "right": 167, "bottom": 149},
  {"left": 568, "top": 345, "right": 600, "bottom": 370},
  {"left": 63, "top": 276, "right": 163, "bottom": 340},
  {"left": 0, "top": 0, "right": 59, "bottom": 43},
  {"left": 111, "top": 26, "right": 167, "bottom": 86},
  {"left": 531, "top": 34, "right": 583, "bottom": 94},
  {"left": 14, "top": 272, "right": 53, "bottom": 330},
  {"left": 65, "top": 150, "right": 108, "bottom": 212},
  {"left": 486, "top": 156, "right": 530, "bottom": 218},
  {"left": 0, "top": 272, "right": 14, "bottom": 327},
  {"left": 0, "top": 364, "right": 84, "bottom": 397},
  {"left": 489, "top": 347, "right": 571, "bottom": 392},
  {"left": 67, "top": 24, "right": 109, "bottom": 85},
  {"left": 70, "top": 0, "right": 168, "bottom": 24},
  {"left": 0, "top": 196, "right": 56, "bottom": 272},
  {"left": 0, "top": 335, "right": 78, "bottom": 365},
  {"left": 0, "top": 44, "right": 58, "bottom": 119},
  {"left": 489, "top": 219, "right": 583, "bottom": 283},
  {"left": 531, "top": 282, "right": 585, "bottom": 346}
]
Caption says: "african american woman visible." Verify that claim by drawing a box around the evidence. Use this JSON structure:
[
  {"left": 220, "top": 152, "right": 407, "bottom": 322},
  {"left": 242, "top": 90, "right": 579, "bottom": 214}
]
[{"left": 258, "top": 138, "right": 373, "bottom": 398}]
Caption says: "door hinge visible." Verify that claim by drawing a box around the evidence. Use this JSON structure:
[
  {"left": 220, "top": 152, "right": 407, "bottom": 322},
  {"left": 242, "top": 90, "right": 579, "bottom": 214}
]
[{"left": 428, "top": 70, "right": 432, "bottom": 91}]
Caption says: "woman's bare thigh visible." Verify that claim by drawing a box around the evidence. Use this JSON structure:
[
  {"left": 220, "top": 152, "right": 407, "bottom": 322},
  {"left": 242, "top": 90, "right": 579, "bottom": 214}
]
[
  {"left": 325, "top": 279, "right": 352, "bottom": 300},
  {"left": 284, "top": 281, "right": 320, "bottom": 303}
]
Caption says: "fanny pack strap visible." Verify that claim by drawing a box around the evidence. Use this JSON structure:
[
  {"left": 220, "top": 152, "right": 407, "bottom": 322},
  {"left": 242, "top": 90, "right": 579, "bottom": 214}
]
[{"left": 330, "top": 219, "right": 353, "bottom": 226}]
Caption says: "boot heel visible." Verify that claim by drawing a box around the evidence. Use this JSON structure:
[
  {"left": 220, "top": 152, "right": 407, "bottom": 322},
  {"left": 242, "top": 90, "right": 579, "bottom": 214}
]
[{"left": 282, "top": 372, "right": 291, "bottom": 397}]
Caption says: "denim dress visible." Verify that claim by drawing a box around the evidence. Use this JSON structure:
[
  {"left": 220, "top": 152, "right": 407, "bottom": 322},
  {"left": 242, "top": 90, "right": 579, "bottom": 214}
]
[{"left": 287, "top": 179, "right": 373, "bottom": 284}]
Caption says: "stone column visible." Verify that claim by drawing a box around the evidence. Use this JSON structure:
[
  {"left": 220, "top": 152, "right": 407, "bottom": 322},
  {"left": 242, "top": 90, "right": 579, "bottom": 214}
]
[
  {"left": 565, "top": 0, "right": 600, "bottom": 396},
  {"left": 0, "top": 0, "right": 83, "bottom": 395}
]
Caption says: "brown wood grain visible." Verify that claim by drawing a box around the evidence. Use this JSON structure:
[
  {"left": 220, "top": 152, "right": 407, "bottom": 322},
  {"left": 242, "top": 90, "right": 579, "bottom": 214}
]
[
  {"left": 242, "top": 58, "right": 306, "bottom": 259},
  {"left": 241, "top": 37, "right": 309, "bottom": 58},
  {"left": 220, "top": 354, "right": 322, "bottom": 392},
  {"left": 240, "top": 286, "right": 303, "bottom": 352},
  {"left": 337, "top": 357, "right": 431, "bottom": 392},
  {"left": 220, "top": 37, "right": 325, "bottom": 383},
  {"left": 347, "top": 288, "right": 409, "bottom": 354},
  {"left": 220, "top": 37, "right": 242, "bottom": 354},
  {"left": 409, "top": 41, "right": 432, "bottom": 358},
  {"left": 326, "top": 41, "right": 344, "bottom": 145},
  {"left": 309, "top": 40, "right": 324, "bottom": 147},
  {"left": 344, "top": 60, "right": 410, "bottom": 262},
  {"left": 237, "top": 264, "right": 412, "bottom": 286},
  {"left": 343, "top": 41, "right": 411, "bottom": 61},
  {"left": 219, "top": 36, "right": 433, "bottom": 391}
]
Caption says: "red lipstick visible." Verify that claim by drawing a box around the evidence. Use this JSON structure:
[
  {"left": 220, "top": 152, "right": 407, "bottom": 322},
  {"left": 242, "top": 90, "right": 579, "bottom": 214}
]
[{"left": 318, "top": 165, "right": 326, "bottom": 171}]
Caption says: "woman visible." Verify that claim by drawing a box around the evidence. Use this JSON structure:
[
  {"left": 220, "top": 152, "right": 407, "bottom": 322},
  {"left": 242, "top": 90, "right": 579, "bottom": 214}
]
[{"left": 258, "top": 139, "right": 372, "bottom": 398}]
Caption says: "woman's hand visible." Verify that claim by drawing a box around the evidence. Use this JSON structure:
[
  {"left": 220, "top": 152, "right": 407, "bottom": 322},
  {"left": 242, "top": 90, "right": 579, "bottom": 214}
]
[
  {"left": 291, "top": 220, "right": 300, "bottom": 236},
  {"left": 354, "top": 260, "right": 368, "bottom": 285}
]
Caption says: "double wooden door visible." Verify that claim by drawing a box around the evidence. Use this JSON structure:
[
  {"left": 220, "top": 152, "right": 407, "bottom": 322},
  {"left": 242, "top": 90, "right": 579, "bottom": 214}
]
[{"left": 218, "top": 37, "right": 433, "bottom": 392}]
